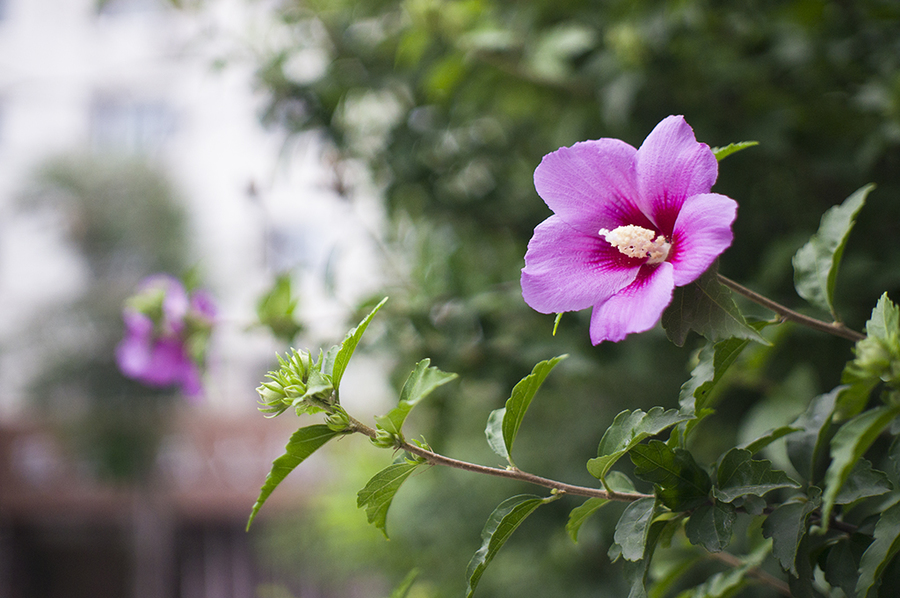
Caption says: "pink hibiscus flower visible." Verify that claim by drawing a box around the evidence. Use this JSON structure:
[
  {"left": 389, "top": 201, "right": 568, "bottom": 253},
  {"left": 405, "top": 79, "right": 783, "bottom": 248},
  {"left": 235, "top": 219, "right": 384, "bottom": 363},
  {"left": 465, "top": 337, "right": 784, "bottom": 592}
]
[
  {"left": 521, "top": 115, "right": 738, "bottom": 344},
  {"left": 116, "top": 274, "right": 216, "bottom": 397}
]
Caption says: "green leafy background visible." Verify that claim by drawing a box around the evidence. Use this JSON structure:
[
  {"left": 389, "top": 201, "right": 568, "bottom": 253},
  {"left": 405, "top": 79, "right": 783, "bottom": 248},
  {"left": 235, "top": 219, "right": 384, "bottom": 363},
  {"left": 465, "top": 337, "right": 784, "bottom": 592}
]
[{"left": 248, "top": 1, "right": 900, "bottom": 596}]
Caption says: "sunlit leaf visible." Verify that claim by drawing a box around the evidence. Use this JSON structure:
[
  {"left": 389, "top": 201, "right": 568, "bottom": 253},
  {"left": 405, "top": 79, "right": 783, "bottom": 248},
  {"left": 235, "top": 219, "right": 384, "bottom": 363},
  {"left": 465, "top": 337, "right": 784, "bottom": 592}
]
[
  {"left": 375, "top": 359, "right": 457, "bottom": 437},
  {"left": 711, "top": 140, "right": 758, "bottom": 161},
  {"left": 792, "top": 184, "right": 873, "bottom": 316},
  {"left": 357, "top": 459, "right": 423, "bottom": 538},
  {"left": 821, "top": 402, "right": 900, "bottom": 527},
  {"left": 587, "top": 407, "right": 693, "bottom": 486},
  {"left": 864, "top": 292, "right": 900, "bottom": 340},
  {"left": 856, "top": 500, "right": 900, "bottom": 598},
  {"left": 329, "top": 297, "right": 388, "bottom": 391},
  {"left": 247, "top": 425, "right": 343, "bottom": 530},
  {"left": 487, "top": 355, "right": 566, "bottom": 464},
  {"left": 630, "top": 441, "right": 712, "bottom": 511},
  {"left": 465, "top": 494, "right": 552, "bottom": 598},
  {"left": 484, "top": 408, "right": 508, "bottom": 461},
  {"left": 662, "top": 266, "right": 769, "bottom": 347},
  {"left": 715, "top": 448, "right": 800, "bottom": 503}
]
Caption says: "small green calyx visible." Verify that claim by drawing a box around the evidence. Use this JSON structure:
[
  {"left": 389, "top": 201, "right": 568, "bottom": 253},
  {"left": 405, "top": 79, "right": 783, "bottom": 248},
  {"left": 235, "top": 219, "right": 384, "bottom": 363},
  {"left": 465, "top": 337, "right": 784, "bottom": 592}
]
[{"left": 257, "top": 348, "right": 336, "bottom": 417}]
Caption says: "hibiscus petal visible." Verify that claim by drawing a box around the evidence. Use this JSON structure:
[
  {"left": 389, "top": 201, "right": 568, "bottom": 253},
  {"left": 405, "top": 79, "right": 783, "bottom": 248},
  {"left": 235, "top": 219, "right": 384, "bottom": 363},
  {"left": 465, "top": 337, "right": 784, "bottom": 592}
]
[
  {"left": 178, "top": 364, "right": 204, "bottom": 398},
  {"left": 636, "top": 115, "right": 718, "bottom": 234},
  {"left": 534, "top": 138, "right": 652, "bottom": 234},
  {"left": 116, "top": 334, "right": 152, "bottom": 377},
  {"left": 669, "top": 193, "right": 738, "bottom": 286},
  {"left": 521, "top": 216, "right": 641, "bottom": 314},
  {"left": 589, "top": 262, "right": 675, "bottom": 344}
]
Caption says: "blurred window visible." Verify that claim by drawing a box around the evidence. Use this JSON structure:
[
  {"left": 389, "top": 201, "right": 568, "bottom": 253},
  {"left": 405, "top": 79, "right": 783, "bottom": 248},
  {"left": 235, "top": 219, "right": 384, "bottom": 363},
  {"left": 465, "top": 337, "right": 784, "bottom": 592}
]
[{"left": 89, "top": 96, "right": 176, "bottom": 155}]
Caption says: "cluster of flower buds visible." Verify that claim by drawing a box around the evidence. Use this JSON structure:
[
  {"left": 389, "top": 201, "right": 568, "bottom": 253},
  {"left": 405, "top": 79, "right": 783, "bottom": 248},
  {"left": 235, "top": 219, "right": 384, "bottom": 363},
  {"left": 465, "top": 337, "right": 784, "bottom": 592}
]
[
  {"left": 846, "top": 330, "right": 900, "bottom": 391},
  {"left": 257, "top": 348, "right": 336, "bottom": 417},
  {"left": 115, "top": 274, "right": 216, "bottom": 397}
]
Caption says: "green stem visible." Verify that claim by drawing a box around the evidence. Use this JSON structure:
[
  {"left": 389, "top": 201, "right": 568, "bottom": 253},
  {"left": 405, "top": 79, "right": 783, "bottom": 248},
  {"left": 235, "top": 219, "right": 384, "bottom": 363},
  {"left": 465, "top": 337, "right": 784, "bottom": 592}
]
[
  {"left": 347, "top": 416, "right": 649, "bottom": 502},
  {"left": 717, "top": 274, "right": 865, "bottom": 342}
]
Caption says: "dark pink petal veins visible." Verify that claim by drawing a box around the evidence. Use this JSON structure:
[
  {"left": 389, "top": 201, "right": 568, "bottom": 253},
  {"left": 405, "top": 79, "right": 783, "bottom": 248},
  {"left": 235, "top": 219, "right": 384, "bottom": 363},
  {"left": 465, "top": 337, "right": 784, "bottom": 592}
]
[
  {"left": 534, "top": 138, "right": 653, "bottom": 235},
  {"left": 588, "top": 262, "right": 675, "bottom": 344},
  {"left": 669, "top": 193, "right": 738, "bottom": 286},
  {"left": 635, "top": 115, "right": 718, "bottom": 234},
  {"left": 521, "top": 216, "right": 641, "bottom": 314}
]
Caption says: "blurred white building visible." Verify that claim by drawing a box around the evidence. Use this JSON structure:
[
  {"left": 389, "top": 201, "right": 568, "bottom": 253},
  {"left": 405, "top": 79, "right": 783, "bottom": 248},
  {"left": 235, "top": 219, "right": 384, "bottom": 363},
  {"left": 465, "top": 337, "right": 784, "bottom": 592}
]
[
  {"left": 0, "top": 0, "right": 388, "bottom": 416},
  {"left": 0, "top": 2, "right": 392, "bottom": 597}
]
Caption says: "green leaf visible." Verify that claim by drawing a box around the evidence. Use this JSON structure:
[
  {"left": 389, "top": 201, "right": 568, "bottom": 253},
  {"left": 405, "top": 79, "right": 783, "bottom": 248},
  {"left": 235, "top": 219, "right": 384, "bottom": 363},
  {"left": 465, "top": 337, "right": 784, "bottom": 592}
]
[
  {"left": 824, "top": 539, "right": 864, "bottom": 597},
  {"left": 841, "top": 294, "right": 900, "bottom": 413},
  {"left": 566, "top": 471, "right": 635, "bottom": 542},
  {"left": 630, "top": 441, "right": 712, "bottom": 511},
  {"left": 357, "top": 459, "right": 423, "bottom": 538},
  {"left": 739, "top": 425, "right": 800, "bottom": 455},
  {"left": 587, "top": 407, "right": 694, "bottom": 485},
  {"left": 256, "top": 273, "right": 303, "bottom": 342},
  {"left": 375, "top": 359, "right": 457, "bottom": 437},
  {"left": 786, "top": 387, "right": 840, "bottom": 484},
  {"left": 679, "top": 332, "right": 761, "bottom": 416},
  {"left": 613, "top": 497, "right": 658, "bottom": 562},
  {"left": 488, "top": 355, "right": 566, "bottom": 464},
  {"left": 484, "top": 408, "right": 508, "bottom": 461},
  {"left": 675, "top": 541, "right": 770, "bottom": 598},
  {"left": 330, "top": 297, "right": 388, "bottom": 391},
  {"left": 684, "top": 500, "right": 737, "bottom": 553},
  {"left": 387, "top": 569, "right": 419, "bottom": 598},
  {"left": 621, "top": 517, "right": 676, "bottom": 598},
  {"left": 465, "top": 494, "right": 552, "bottom": 598},
  {"left": 792, "top": 184, "right": 873, "bottom": 316},
  {"left": 711, "top": 140, "right": 758, "bottom": 161},
  {"left": 865, "top": 292, "right": 900, "bottom": 340},
  {"left": 857, "top": 500, "right": 900, "bottom": 598},
  {"left": 662, "top": 265, "right": 769, "bottom": 347},
  {"left": 821, "top": 402, "right": 900, "bottom": 527},
  {"left": 247, "top": 425, "right": 342, "bottom": 530},
  {"left": 762, "top": 489, "right": 821, "bottom": 576},
  {"left": 834, "top": 458, "right": 892, "bottom": 505},
  {"left": 715, "top": 448, "right": 801, "bottom": 503}
]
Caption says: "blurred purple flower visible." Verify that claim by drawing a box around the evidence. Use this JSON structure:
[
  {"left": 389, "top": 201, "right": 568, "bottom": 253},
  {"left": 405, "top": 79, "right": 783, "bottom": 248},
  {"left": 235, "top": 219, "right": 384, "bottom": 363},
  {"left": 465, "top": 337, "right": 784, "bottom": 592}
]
[
  {"left": 116, "top": 274, "right": 216, "bottom": 397},
  {"left": 521, "top": 115, "right": 738, "bottom": 344}
]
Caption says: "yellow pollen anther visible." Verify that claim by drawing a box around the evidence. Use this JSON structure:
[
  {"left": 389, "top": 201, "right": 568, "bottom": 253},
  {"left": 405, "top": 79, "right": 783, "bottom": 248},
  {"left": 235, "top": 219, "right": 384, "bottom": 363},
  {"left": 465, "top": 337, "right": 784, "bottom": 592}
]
[{"left": 599, "top": 224, "right": 671, "bottom": 265}]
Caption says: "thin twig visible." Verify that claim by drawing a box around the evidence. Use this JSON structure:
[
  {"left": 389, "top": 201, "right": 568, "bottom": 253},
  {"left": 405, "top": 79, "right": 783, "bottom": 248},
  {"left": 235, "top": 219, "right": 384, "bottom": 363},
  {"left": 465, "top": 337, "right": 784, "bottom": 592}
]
[
  {"left": 346, "top": 416, "right": 649, "bottom": 502},
  {"left": 717, "top": 274, "right": 866, "bottom": 342}
]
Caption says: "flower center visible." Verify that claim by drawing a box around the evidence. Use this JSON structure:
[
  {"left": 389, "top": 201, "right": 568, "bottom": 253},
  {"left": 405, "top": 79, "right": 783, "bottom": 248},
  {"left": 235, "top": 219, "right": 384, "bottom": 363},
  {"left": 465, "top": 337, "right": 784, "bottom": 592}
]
[{"left": 598, "top": 224, "right": 671, "bottom": 265}]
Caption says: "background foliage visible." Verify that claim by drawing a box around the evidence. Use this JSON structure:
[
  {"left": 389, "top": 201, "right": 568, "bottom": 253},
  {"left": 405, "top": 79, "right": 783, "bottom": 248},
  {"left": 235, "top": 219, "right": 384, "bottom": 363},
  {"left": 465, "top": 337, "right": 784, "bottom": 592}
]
[{"left": 249, "top": 1, "right": 900, "bottom": 596}]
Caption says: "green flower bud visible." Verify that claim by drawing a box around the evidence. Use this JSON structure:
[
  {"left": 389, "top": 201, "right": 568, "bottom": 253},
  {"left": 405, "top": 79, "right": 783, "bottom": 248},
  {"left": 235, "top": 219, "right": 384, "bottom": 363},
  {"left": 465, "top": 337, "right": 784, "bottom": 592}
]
[
  {"left": 325, "top": 409, "right": 351, "bottom": 432},
  {"left": 372, "top": 428, "right": 399, "bottom": 449},
  {"left": 257, "top": 348, "right": 335, "bottom": 417}
]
